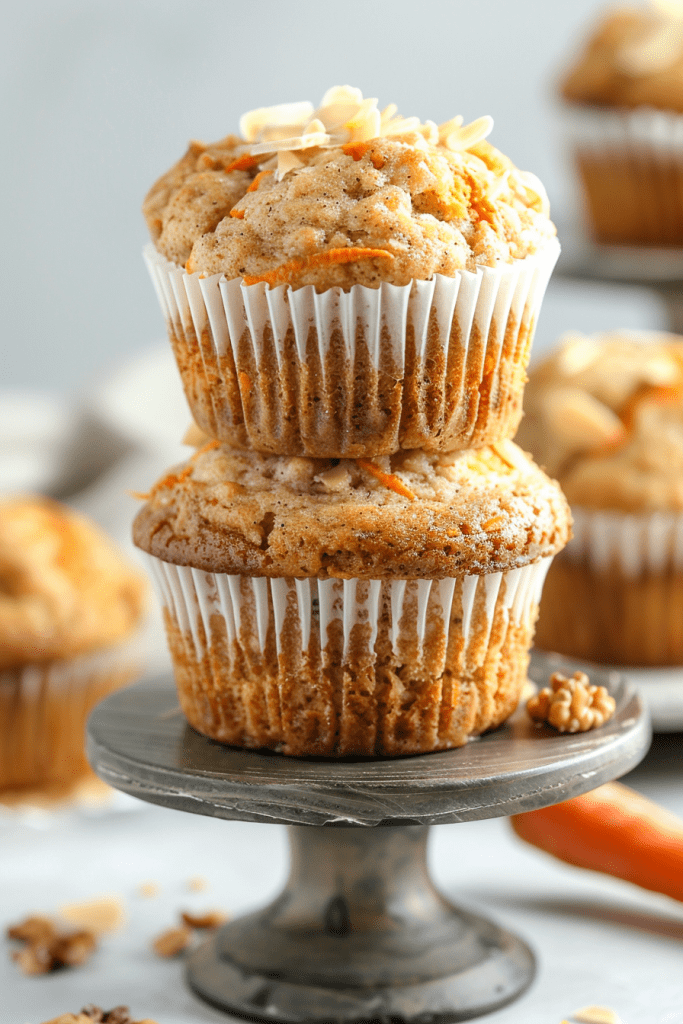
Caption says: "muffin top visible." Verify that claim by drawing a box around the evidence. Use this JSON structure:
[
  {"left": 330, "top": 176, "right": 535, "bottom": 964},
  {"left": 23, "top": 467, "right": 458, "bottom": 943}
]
[
  {"left": 560, "top": 5, "right": 683, "bottom": 112},
  {"left": 516, "top": 330, "right": 683, "bottom": 512},
  {"left": 0, "top": 497, "right": 147, "bottom": 669},
  {"left": 143, "top": 85, "right": 556, "bottom": 291},
  {"left": 133, "top": 440, "right": 570, "bottom": 580}
]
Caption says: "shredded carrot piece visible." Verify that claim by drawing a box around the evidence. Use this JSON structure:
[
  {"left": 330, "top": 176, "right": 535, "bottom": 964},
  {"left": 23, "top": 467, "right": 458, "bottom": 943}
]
[
  {"left": 238, "top": 371, "right": 252, "bottom": 393},
  {"left": 224, "top": 154, "right": 258, "bottom": 173},
  {"left": 129, "top": 490, "right": 151, "bottom": 501},
  {"left": 482, "top": 515, "right": 505, "bottom": 532},
  {"left": 191, "top": 439, "right": 221, "bottom": 460},
  {"left": 247, "top": 169, "right": 273, "bottom": 193},
  {"left": 150, "top": 465, "right": 194, "bottom": 496},
  {"left": 356, "top": 459, "right": 415, "bottom": 500},
  {"left": 342, "top": 142, "right": 385, "bottom": 169},
  {"left": 229, "top": 208, "right": 245, "bottom": 219},
  {"left": 343, "top": 142, "right": 371, "bottom": 161},
  {"left": 243, "top": 248, "right": 394, "bottom": 288}
]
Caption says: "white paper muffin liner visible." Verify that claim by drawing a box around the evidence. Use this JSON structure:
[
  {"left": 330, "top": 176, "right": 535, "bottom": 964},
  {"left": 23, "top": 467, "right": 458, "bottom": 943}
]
[
  {"left": 562, "top": 506, "right": 683, "bottom": 579},
  {"left": 144, "top": 239, "right": 559, "bottom": 457},
  {"left": 146, "top": 556, "right": 552, "bottom": 661},
  {"left": 0, "top": 636, "right": 144, "bottom": 792},
  {"left": 145, "top": 555, "right": 552, "bottom": 754},
  {"left": 561, "top": 103, "right": 683, "bottom": 156},
  {"left": 559, "top": 103, "right": 683, "bottom": 245}
]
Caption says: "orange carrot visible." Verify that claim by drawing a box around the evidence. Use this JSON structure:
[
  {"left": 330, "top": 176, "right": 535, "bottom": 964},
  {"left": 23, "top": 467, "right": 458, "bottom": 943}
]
[
  {"left": 356, "top": 459, "right": 415, "bottom": 500},
  {"left": 229, "top": 208, "right": 245, "bottom": 219},
  {"left": 242, "top": 248, "right": 394, "bottom": 288},
  {"left": 510, "top": 782, "right": 683, "bottom": 903},
  {"left": 246, "top": 169, "right": 273, "bottom": 193},
  {"left": 224, "top": 154, "right": 258, "bottom": 173}
]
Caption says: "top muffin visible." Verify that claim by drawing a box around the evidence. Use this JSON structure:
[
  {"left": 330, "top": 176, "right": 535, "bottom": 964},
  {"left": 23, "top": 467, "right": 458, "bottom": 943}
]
[
  {"left": 144, "top": 86, "right": 556, "bottom": 292},
  {"left": 560, "top": 4, "right": 683, "bottom": 112}
]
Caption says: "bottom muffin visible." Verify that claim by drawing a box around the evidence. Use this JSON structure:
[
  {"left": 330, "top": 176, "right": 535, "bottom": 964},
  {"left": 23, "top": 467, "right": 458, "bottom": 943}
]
[{"left": 133, "top": 442, "right": 570, "bottom": 756}]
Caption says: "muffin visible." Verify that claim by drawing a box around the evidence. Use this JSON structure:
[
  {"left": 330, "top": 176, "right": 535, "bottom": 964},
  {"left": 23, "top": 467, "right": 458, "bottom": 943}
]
[
  {"left": 143, "top": 85, "right": 559, "bottom": 458},
  {"left": 132, "top": 440, "right": 570, "bottom": 756},
  {"left": 0, "top": 497, "right": 147, "bottom": 792},
  {"left": 517, "top": 329, "right": 683, "bottom": 665},
  {"left": 560, "top": 4, "right": 683, "bottom": 245}
]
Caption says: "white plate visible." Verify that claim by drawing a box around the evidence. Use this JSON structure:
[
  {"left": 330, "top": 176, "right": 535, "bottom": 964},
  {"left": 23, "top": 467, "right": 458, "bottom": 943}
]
[
  {"left": 530, "top": 648, "right": 683, "bottom": 733},
  {"left": 88, "top": 341, "right": 190, "bottom": 457}
]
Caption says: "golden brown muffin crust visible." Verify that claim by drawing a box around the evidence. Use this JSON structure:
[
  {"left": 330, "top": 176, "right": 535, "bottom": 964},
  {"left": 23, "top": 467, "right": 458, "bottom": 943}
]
[
  {"left": 560, "top": 6, "right": 683, "bottom": 112},
  {"left": 133, "top": 441, "right": 570, "bottom": 579},
  {"left": 143, "top": 91, "right": 555, "bottom": 289},
  {"left": 0, "top": 497, "right": 147, "bottom": 669},
  {"left": 517, "top": 330, "right": 683, "bottom": 512}
]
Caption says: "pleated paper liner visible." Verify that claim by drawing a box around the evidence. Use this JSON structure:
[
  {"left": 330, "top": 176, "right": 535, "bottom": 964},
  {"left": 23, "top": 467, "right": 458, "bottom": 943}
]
[
  {"left": 0, "top": 635, "right": 144, "bottom": 794},
  {"left": 144, "top": 239, "right": 559, "bottom": 457},
  {"left": 561, "top": 103, "right": 683, "bottom": 246},
  {"left": 535, "top": 506, "right": 683, "bottom": 666},
  {"left": 146, "top": 555, "right": 552, "bottom": 757}
]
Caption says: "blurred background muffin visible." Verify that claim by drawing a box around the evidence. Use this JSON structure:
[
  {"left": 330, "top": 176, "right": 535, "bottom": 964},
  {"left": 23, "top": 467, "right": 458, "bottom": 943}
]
[
  {"left": 559, "top": 2, "right": 683, "bottom": 246},
  {"left": 0, "top": 496, "right": 147, "bottom": 795},
  {"left": 133, "top": 440, "right": 570, "bottom": 756},
  {"left": 143, "top": 86, "right": 559, "bottom": 459},
  {"left": 517, "top": 329, "right": 683, "bottom": 665}
]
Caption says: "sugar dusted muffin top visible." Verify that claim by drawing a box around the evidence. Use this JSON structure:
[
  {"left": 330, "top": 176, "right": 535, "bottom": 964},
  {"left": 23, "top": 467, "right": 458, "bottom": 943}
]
[
  {"left": 516, "top": 330, "right": 683, "bottom": 513},
  {"left": 560, "top": 5, "right": 683, "bottom": 112},
  {"left": 0, "top": 497, "right": 147, "bottom": 669},
  {"left": 133, "top": 440, "right": 570, "bottom": 579},
  {"left": 143, "top": 86, "right": 556, "bottom": 291}
]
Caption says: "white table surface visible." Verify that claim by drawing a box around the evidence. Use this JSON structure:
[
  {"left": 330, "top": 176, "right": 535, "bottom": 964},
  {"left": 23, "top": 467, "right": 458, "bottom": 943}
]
[{"left": 2, "top": 733, "right": 683, "bottom": 1024}]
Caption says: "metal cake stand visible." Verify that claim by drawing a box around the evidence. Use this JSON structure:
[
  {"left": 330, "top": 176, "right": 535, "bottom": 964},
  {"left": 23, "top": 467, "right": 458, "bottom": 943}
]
[{"left": 86, "top": 665, "right": 649, "bottom": 1024}]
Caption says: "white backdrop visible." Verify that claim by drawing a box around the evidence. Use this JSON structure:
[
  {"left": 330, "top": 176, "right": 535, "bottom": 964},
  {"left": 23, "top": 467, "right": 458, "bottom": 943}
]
[{"left": 1, "top": 0, "right": 665, "bottom": 394}]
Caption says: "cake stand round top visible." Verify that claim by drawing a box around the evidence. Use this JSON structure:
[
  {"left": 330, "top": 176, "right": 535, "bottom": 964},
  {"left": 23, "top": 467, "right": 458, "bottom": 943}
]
[{"left": 87, "top": 666, "right": 649, "bottom": 828}]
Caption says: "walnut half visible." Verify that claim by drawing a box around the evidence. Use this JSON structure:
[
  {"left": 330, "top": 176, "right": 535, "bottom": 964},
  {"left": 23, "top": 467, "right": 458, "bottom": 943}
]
[{"left": 527, "top": 671, "right": 616, "bottom": 734}]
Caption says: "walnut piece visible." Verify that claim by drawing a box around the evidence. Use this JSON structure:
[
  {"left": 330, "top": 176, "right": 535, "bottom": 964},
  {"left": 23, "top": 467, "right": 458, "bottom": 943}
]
[
  {"left": 527, "top": 671, "right": 616, "bottom": 733},
  {"left": 41, "top": 1007, "right": 159, "bottom": 1024},
  {"left": 7, "top": 915, "right": 97, "bottom": 975},
  {"left": 152, "top": 924, "right": 193, "bottom": 958},
  {"left": 180, "top": 909, "right": 228, "bottom": 930}
]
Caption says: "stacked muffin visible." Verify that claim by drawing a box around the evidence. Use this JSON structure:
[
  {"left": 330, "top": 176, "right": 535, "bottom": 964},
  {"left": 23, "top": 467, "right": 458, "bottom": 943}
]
[{"left": 134, "top": 86, "right": 571, "bottom": 756}]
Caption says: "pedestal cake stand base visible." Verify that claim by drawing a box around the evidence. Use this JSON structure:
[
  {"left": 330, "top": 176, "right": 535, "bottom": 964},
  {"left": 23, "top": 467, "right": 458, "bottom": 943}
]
[{"left": 87, "top": 667, "right": 648, "bottom": 1024}]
